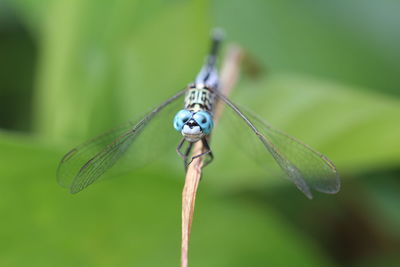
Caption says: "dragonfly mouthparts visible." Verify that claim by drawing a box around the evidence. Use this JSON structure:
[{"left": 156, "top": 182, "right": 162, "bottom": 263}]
[
  {"left": 182, "top": 124, "right": 204, "bottom": 142},
  {"left": 186, "top": 119, "right": 198, "bottom": 128}
]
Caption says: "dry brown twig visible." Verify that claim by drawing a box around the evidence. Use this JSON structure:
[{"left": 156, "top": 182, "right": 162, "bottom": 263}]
[{"left": 181, "top": 44, "right": 244, "bottom": 267}]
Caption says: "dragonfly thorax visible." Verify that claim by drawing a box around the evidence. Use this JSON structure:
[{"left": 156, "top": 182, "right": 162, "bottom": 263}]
[{"left": 184, "top": 87, "right": 215, "bottom": 113}]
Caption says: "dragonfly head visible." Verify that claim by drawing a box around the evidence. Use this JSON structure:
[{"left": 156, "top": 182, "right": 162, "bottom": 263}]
[{"left": 173, "top": 109, "right": 213, "bottom": 142}]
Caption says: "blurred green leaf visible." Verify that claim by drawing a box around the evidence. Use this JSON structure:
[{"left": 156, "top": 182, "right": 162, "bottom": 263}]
[{"left": 0, "top": 132, "right": 335, "bottom": 267}]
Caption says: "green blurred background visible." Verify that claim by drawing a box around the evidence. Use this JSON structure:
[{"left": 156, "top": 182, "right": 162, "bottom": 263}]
[{"left": 1, "top": 0, "right": 400, "bottom": 266}]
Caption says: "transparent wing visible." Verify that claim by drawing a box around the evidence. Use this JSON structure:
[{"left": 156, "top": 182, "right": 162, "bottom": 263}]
[
  {"left": 57, "top": 89, "right": 187, "bottom": 194},
  {"left": 216, "top": 92, "right": 340, "bottom": 199}
]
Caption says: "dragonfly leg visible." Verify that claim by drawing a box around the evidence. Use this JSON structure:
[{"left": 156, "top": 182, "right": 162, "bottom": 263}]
[
  {"left": 183, "top": 142, "right": 194, "bottom": 171},
  {"left": 187, "top": 138, "right": 213, "bottom": 167},
  {"left": 176, "top": 138, "right": 186, "bottom": 158},
  {"left": 176, "top": 138, "right": 194, "bottom": 171},
  {"left": 201, "top": 138, "right": 214, "bottom": 167}
]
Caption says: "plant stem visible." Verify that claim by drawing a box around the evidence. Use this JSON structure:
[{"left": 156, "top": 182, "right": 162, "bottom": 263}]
[{"left": 181, "top": 44, "right": 243, "bottom": 267}]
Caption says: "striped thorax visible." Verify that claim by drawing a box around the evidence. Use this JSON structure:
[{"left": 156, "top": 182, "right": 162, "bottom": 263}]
[{"left": 184, "top": 86, "right": 215, "bottom": 113}]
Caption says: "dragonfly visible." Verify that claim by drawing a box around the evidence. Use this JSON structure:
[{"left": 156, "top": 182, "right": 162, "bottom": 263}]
[{"left": 57, "top": 30, "right": 340, "bottom": 199}]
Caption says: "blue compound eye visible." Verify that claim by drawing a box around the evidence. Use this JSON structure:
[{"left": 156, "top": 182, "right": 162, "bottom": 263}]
[
  {"left": 173, "top": 109, "right": 192, "bottom": 131},
  {"left": 192, "top": 111, "right": 213, "bottom": 134}
]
